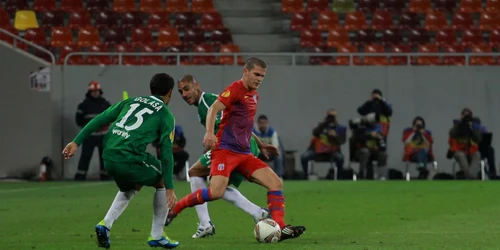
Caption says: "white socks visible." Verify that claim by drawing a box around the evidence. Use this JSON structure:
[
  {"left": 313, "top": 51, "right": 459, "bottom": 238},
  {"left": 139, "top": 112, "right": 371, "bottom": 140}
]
[
  {"left": 103, "top": 190, "right": 137, "bottom": 229},
  {"left": 151, "top": 188, "right": 168, "bottom": 240},
  {"left": 223, "top": 186, "right": 262, "bottom": 218},
  {"left": 190, "top": 177, "right": 211, "bottom": 226}
]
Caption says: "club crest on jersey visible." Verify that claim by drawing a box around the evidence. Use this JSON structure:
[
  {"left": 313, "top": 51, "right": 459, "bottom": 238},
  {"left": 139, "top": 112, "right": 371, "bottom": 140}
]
[
  {"left": 217, "top": 163, "right": 225, "bottom": 171},
  {"left": 221, "top": 90, "right": 230, "bottom": 97}
]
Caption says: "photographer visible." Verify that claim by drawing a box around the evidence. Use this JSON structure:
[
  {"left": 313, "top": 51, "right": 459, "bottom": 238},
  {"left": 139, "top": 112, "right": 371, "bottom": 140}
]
[
  {"left": 474, "top": 118, "right": 497, "bottom": 179},
  {"left": 448, "top": 108, "right": 482, "bottom": 179},
  {"left": 402, "top": 116, "right": 434, "bottom": 179},
  {"left": 301, "top": 109, "right": 346, "bottom": 179},
  {"left": 357, "top": 89, "right": 393, "bottom": 138}
]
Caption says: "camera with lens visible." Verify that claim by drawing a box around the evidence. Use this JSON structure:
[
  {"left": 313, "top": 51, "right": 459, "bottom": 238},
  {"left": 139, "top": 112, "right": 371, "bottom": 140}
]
[
  {"left": 348, "top": 113, "right": 386, "bottom": 151},
  {"left": 415, "top": 124, "right": 423, "bottom": 130},
  {"left": 458, "top": 113, "right": 474, "bottom": 136}
]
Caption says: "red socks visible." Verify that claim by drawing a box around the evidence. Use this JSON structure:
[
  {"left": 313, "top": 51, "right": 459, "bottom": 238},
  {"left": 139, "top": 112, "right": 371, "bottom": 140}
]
[
  {"left": 172, "top": 188, "right": 212, "bottom": 215},
  {"left": 267, "top": 190, "right": 286, "bottom": 228}
]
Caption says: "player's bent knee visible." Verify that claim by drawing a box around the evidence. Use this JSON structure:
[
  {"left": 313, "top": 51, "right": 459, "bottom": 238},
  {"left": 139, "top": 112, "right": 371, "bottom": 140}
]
[{"left": 208, "top": 175, "right": 229, "bottom": 199}]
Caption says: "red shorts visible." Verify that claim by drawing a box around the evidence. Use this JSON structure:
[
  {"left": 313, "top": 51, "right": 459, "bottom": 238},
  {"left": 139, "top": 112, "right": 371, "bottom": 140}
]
[{"left": 210, "top": 149, "right": 269, "bottom": 179}]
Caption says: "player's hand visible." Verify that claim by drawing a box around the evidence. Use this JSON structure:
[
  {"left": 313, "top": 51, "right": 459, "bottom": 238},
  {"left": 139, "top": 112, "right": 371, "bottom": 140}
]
[
  {"left": 203, "top": 133, "right": 218, "bottom": 149},
  {"left": 259, "top": 143, "right": 280, "bottom": 159},
  {"left": 166, "top": 189, "right": 177, "bottom": 210},
  {"left": 62, "top": 142, "right": 78, "bottom": 159}
]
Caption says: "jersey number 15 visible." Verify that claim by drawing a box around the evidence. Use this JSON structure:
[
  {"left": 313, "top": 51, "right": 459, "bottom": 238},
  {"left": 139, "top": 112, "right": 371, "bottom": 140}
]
[{"left": 115, "top": 103, "right": 153, "bottom": 131}]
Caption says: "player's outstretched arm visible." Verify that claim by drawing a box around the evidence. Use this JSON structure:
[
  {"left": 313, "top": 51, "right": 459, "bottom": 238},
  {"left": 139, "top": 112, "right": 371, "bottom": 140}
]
[
  {"left": 204, "top": 100, "right": 226, "bottom": 148},
  {"left": 73, "top": 101, "right": 124, "bottom": 146}
]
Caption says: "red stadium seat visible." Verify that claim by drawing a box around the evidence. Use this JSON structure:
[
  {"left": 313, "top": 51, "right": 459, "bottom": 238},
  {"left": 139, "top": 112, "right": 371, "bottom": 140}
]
[
  {"left": 113, "top": 0, "right": 137, "bottom": 12},
  {"left": 77, "top": 27, "right": 101, "bottom": 48},
  {"left": 148, "top": 12, "right": 171, "bottom": 29},
  {"left": 424, "top": 11, "right": 448, "bottom": 31},
  {"left": 357, "top": 0, "right": 379, "bottom": 12},
  {"left": 5, "top": 0, "right": 29, "bottom": 13},
  {"left": 371, "top": 10, "right": 394, "bottom": 30},
  {"left": 192, "top": 0, "right": 216, "bottom": 13},
  {"left": 461, "top": 29, "right": 483, "bottom": 47},
  {"left": 219, "top": 44, "right": 244, "bottom": 65},
  {"left": 140, "top": 0, "right": 164, "bottom": 13},
  {"left": 309, "top": 46, "right": 334, "bottom": 65},
  {"left": 344, "top": 11, "right": 367, "bottom": 30},
  {"left": 0, "top": 9, "right": 10, "bottom": 27},
  {"left": 381, "top": 29, "right": 403, "bottom": 45},
  {"left": 282, "top": 0, "right": 304, "bottom": 13},
  {"left": 200, "top": 12, "right": 225, "bottom": 30},
  {"left": 306, "top": 0, "right": 328, "bottom": 13},
  {"left": 183, "top": 27, "right": 204, "bottom": 46},
  {"left": 409, "top": 0, "right": 432, "bottom": 13},
  {"left": 300, "top": 28, "right": 323, "bottom": 47},
  {"left": 34, "top": 0, "right": 57, "bottom": 12},
  {"left": 415, "top": 44, "right": 441, "bottom": 65},
  {"left": 479, "top": 12, "right": 500, "bottom": 31},
  {"left": 165, "top": 45, "right": 188, "bottom": 65},
  {"left": 95, "top": 11, "right": 119, "bottom": 29},
  {"left": 0, "top": 26, "right": 18, "bottom": 45},
  {"left": 384, "top": 0, "right": 406, "bottom": 13},
  {"left": 434, "top": 0, "right": 457, "bottom": 13},
  {"left": 61, "top": 0, "right": 84, "bottom": 12},
  {"left": 166, "top": 0, "right": 189, "bottom": 13},
  {"left": 435, "top": 29, "right": 457, "bottom": 47},
  {"left": 452, "top": 12, "right": 474, "bottom": 30},
  {"left": 22, "top": 28, "right": 48, "bottom": 48},
  {"left": 114, "top": 43, "right": 137, "bottom": 64},
  {"left": 68, "top": 11, "right": 91, "bottom": 29},
  {"left": 121, "top": 12, "right": 144, "bottom": 28},
  {"left": 58, "top": 45, "right": 84, "bottom": 65},
  {"left": 459, "top": 0, "right": 483, "bottom": 14},
  {"left": 192, "top": 43, "right": 216, "bottom": 65},
  {"left": 389, "top": 44, "right": 412, "bottom": 65},
  {"left": 487, "top": 0, "right": 500, "bottom": 13},
  {"left": 86, "top": 0, "right": 110, "bottom": 12},
  {"left": 398, "top": 12, "right": 421, "bottom": 29},
  {"left": 290, "top": 12, "right": 312, "bottom": 31},
  {"left": 470, "top": 44, "right": 496, "bottom": 65},
  {"left": 335, "top": 44, "right": 357, "bottom": 65},
  {"left": 363, "top": 44, "right": 388, "bottom": 65},
  {"left": 353, "top": 29, "right": 376, "bottom": 45},
  {"left": 103, "top": 27, "right": 126, "bottom": 45},
  {"left": 41, "top": 11, "right": 65, "bottom": 29},
  {"left": 158, "top": 27, "right": 182, "bottom": 47},
  {"left": 138, "top": 44, "right": 166, "bottom": 65},
  {"left": 408, "top": 28, "right": 430, "bottom": 45},
  {"left": 317, "top": 11, "right": 340, "bottom": 31},
  {"left": 441, "top": 44, "right": 466, "bottom": 65},
  {"left": 490, "top": 29, "right": 500, "bottom": 48},
  {"left": 210, "top": 28, "right": 232, "bottom": 44},
  {"left": 50, "top": 27, "right": 75, "bottom": 48},
  {"left": 327, "top": 28, "right": 349, "bottom": 48},
  {"left": 174, "top": 12, "right": 197, "bottom": 29},
  {"left": 130, "top": 27, "right": 153, "bottom": 47},
  {"left": 86, "top": 44, "right": 112, "bottom": 65}
]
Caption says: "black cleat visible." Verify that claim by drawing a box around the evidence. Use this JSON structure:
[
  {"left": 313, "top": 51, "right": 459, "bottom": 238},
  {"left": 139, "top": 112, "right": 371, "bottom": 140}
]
[
  {"left": 280, "top": 225, "right": 306, "bottom": 241},
  {"left": 164, "top": 211, "right": 177, "bottom": 227}
]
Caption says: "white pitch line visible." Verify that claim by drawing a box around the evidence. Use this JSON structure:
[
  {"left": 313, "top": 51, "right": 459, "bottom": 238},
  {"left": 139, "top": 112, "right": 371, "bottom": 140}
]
[{"left": 0, "top": 182, "right": 111, "bottom": 194}]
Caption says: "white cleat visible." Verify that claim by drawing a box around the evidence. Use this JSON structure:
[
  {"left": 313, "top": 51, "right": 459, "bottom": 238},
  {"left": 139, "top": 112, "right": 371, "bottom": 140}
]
[
  {"left": 253, "top": 208, "right": 271, "bottom": 223},
  {"left": 192, "top": 222, "right": 215, "bottom": 239}
]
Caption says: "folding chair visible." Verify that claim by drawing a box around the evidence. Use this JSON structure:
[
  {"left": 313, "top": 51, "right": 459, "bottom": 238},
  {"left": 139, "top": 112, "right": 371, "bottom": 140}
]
[
  {"left": 307, "top": 154, "right": 338, "bottom": 180},
  {"left": 404, "top": 159, "right": 438, "bottom": 181}
]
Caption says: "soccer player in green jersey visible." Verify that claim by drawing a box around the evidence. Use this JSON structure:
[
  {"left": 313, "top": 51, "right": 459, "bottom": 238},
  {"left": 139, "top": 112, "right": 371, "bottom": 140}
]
[
  {"left": 62, "top": 73, "right": 180, "bottom": 249},
  {"left": 176, "top": 75, "right": 271, "bottom": 238}
]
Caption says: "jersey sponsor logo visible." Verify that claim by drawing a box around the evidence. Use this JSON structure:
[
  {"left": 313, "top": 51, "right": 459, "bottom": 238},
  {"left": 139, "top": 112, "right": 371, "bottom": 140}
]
[
  {"left": 221, "top": 90, "right": 230, "bottom": 97},
  {"left": 217, "top": 163, "right": 225, "bottom": 171},
  {"left": 112, "top": 129, "right": 130, "bottom": 139}
]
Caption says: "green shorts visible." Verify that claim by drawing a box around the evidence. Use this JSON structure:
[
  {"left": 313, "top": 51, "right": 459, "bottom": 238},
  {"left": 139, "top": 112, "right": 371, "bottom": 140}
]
[
  {"left": 199, "top": 137, "right": 260, "bottom": 188},
  {"left": 104, "top": 153, "right": 163, "bottom": 191}
]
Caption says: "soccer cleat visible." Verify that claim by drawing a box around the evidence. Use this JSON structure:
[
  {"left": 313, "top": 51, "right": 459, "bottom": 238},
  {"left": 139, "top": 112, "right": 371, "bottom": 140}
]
[
  {"left": 95, "top": 220, "right": 111, "bottom": 249},
  {"left": 280, "top": 225, "right": 306, "bottom": 242},
  {"left": 147, "top": 233, "right": 180, "bottom": 249},
  {"left": 192, "top": 221, "right": 216, "bottom": 238},
  {"left": 164, "top": 211, "right": 177, "bottom": 226},
  {"left": 253, "top": 208, "right": 271, "bottom": 223}
]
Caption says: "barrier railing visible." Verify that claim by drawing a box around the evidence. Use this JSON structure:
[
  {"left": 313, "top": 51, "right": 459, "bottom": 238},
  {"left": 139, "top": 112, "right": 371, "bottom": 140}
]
[
  {"left": 64, "top": 52, "right": 500, "bottom": 66},
  {"left": 0, "top": 28, "right": 56, "bottom": 65}
]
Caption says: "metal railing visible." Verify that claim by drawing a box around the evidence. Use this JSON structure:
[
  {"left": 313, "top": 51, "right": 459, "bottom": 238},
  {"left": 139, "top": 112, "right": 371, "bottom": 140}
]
[
  {"left": 64, "top": 52, "right": 500, "bottom": 66},
  {"left": 0, "top": 28, "right": 56, "bottom": 65}
]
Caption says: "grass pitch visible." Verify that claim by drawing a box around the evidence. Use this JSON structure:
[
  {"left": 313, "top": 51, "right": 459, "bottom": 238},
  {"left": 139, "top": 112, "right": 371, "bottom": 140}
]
[{"left": 0, "top": 180, "right": 498, "bottom": 250}]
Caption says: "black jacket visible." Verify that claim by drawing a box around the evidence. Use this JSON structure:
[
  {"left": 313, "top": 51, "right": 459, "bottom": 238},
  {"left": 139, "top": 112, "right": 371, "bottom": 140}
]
[{"left": 76, "top": 96, "right": 111, "bottom": 134}]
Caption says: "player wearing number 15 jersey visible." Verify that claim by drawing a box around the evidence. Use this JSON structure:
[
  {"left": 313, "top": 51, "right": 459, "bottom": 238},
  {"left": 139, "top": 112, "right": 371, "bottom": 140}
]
[{"left": 62, "top": 73, "right": 179, "bottom": 249}]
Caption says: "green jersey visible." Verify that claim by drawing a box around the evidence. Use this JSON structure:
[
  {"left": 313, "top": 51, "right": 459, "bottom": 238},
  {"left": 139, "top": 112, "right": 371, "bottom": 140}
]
[
  {"left": 73, "top": 96, "right": 176, "bottom": 188},
  {"left": 197, "top": 92, "right": 222, "bottom": 133}
]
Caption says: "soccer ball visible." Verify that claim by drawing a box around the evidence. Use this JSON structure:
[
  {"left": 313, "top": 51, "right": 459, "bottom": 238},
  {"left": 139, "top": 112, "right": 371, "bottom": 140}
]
[{"left": 254, "top": 219, "right": 281, "bottom": 243}]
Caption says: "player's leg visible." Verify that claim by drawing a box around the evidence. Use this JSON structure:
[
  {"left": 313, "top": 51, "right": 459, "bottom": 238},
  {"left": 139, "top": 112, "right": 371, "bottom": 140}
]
[
  {"left": 188, "top": 155, "right": 215, "bottom": 238},
  {"left": 224, "top": 173, "right": 270, "bottom": 223}
]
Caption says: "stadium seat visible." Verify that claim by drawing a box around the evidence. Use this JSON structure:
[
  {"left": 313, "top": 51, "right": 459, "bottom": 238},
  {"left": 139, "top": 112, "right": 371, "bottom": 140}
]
[
  {"left": 327, "top": 28, "right": 349, "bottom": 47},
  {"left": 103, "top": 27, "right": 126, "bottom": 45},
  {"left": 175, "top": 12, "right": 197, "bottom": 29},
  {"left": 334, "top": 44, "right": 356, "bottom": 65},
  {"left": 371, "top": 10, "right": 394, "bottom": 30},
  {"left": 165, "top": 44, "right": 188, "bottom": 64},
  {"left": 158, "top": 27, "right": 181, "bottom": 47},
  {"left": 0, "top": 9, "right": 11, "bottom": 27},
  {"left": 290, "top": 12, "right": 312, "bottom": 31},
  {"left": 344, "top": 11, "right": 367, "bottom": 30},
  {"left": 59, "top": 45, "right": 84, "bottom": 64},
  {"left": 459, "top": 0, "right": 483, "bottom": 14},
  {"left": 452, "top": 13, "right": 475, "bottom": 30},
  {"left": 61, "top": 0, "right": 84, "bottom": 12},
  {"left": 317, "top": 11, "right": 340, "bottom": 31},
  {"left": 282, "top": 0, "right": 304, "bottom": 13},
  {"left": 490, "top": 29, "right": 500, "bottom": 48},
  {"left": 210, "top": 28, "right": 232, "bottom": 44},
  {"left": 68, "top": 11, "right": 91, "bottom": 29},
  {"left": 384, "top": 0, "right": 406, "bottom": 13},
  {"left": 22, "top": 28, "right": 47, "bottom": 48},
  {"left": 95, "top": 11, "right": 119, "bottom": 29},
  {"left": 14, "top": 10, "right": 39, "bottom": 31},
  {"left": 389, "top": 44, "right": 412, "bottom": 65},
  {"left": 5, "top": 0, "right": 29, "bottom": 13},
  {"left": 110, "top": 43, "right": 135, "bottom": 65},
  {"left": 40, "top": 11, "right": 64, "bottom": 29},
  {"left": 183, "top": 27, "right": 204, "bottom": 46},
  {"left": 487, "top": 0, "right": 500, "bottom": 13},
  {"left": 424, "top": 11, "right": 448, "bottom": 31},
  {"left": 121, "top": 12, "right": 144, "bottom": 28},
  {"left": 77, "top": 27, "right": 101, "bottom": 48},
  {"left": 148, "top": 12, "right": 171, "bottom": 30},
  {"left": 332, "top": 0, "right": 355, "bottom": 13},
  {"left": 435, "top": 29, "right": 457, "bottom": 47},
  {"left": 461, "top": 29, "right": 483, "bottom": 47},
  {"left": 192, "top": 0, "right": 216, "bottom": 13},
  {"left": 409, "top": 0, "right": 432, "bottom": 13},
  {"left": 441, "top": 44, "right": 466, "bottom": 65},
  {"left": 86, "top": 44, "right": 112, "bottom": 65},
  {"left": 479, "top": 11, "right": 500, "bottom": 31},
  {"left": 166, "top": 0, "right": 189, "bottom": 13},
  {"left": 415, "top": 44, "right": 441, "bottom": 65},
  {"left": 139, "top": 44, "right": 167, "bottom": 65},
  {"left": 192, "top": 43, "right": 216, "bottom": 64},
  {"left": 34, "top": 0, "right": 57, "bottom": 12},
  {"left": 219, "top": 44, "right": 244, "bottom": 65},
  {"left": 398, "top": 12, "right": 421, "bottom": 29},
  {"left": 113, "top": 0, "right": 137, "bottom": 12},
  {"left": 130, "top": 27, "right": 153, "bottom": 47},
  {"left": 357, "top": 0, "right": 379, "bottom": 12},
  {"left": 434, "top": 0, "right": 457, "bottom": 13},
  {"left": 140, "top": 0, "right": 163, "bottom": 13},
  {"left": 381, "top": 29, "right": 403, "bottom": 45},
  {"left": 50, "top": 27, "right": 75, "bottom": 48},
  {"left": 0, "top": 26, "right": 19, "bottom": 45},
  {"left": 200, "top": 12, "right": 224, "bottom": 30},
  {"left": 469, "top": 44, "right": 496, "bottom": 65},
  {"left": 309, "top": 46, "right": 334, "bottom": 65},
  {"left": 86, "top": 0, "right": 110, "bottom": 12},
  {"left": 363, "top": 44, "right": 388, "bottom": 65},
  {"left": 300, "top": 28, "right": 323, "bottom": 47},
  {"left": 306, "top": 0, "right": 329, "bottom": 13},
  {"left": 353, "top": 29, "right": 376, "bottom": 45},
  {"left": 409, "top": 28, "right": 430, "bottom": 45}
]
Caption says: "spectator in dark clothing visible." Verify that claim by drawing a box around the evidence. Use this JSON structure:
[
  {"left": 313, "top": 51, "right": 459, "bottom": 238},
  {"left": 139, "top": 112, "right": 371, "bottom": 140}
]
[
  {"left": 472, "top": 117, "right": 497, "bottom": 179},
  {"left": 154, "top": 125, "right": 189, "bottom": 179},
  {"left": 74, "top": 81, "right": 111, "bottom": 181},
  {"left": 357, "top": 89, "right": 393, "bottom": 138},
  {"left": 402, "top": 116, "right": 435, "bottom": 179}
]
